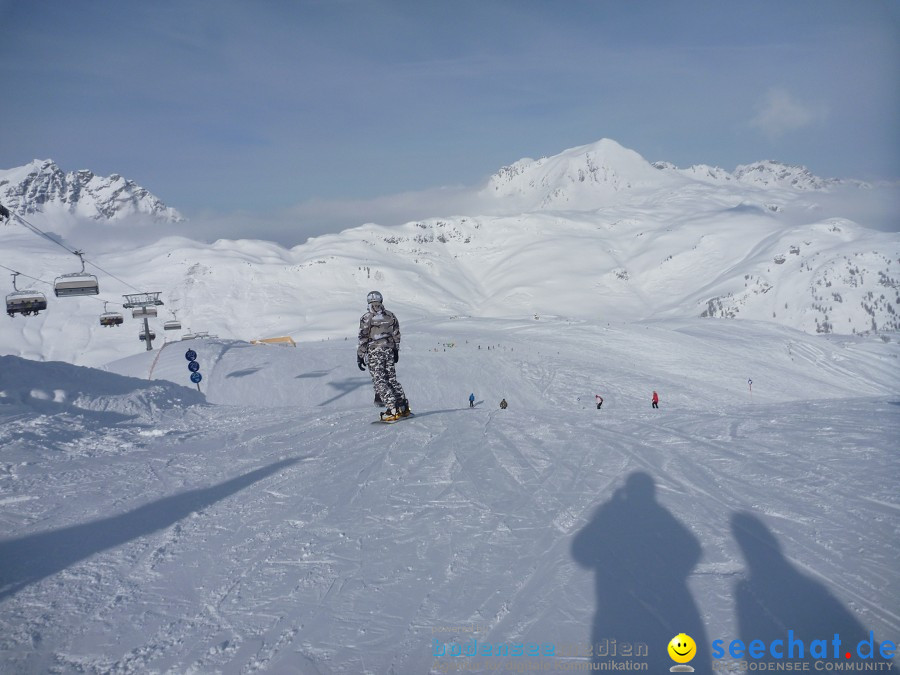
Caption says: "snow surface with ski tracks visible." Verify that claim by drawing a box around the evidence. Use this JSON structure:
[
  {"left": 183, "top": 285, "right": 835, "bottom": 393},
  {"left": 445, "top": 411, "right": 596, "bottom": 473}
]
[{"left": 1, "top": 318, "right": 898, "bottom": 673}]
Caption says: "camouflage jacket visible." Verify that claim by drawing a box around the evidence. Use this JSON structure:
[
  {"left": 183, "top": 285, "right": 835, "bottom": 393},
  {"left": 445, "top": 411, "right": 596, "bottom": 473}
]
[{"left": 357, "top": 308, "right": 401, "bottom": 359}]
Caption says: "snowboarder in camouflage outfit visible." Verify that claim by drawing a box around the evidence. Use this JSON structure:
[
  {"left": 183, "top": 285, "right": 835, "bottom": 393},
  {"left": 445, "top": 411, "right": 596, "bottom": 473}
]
[{"left": 357, "top": 291, "right": 410, "bottom": 421}]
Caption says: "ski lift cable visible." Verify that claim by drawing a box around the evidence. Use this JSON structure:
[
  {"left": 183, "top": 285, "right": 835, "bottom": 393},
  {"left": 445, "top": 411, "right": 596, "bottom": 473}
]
[
  {"left": 0, "top": 262, "right": 53, "bottom": 286},
  {"left": 7, "top": 212, "right": 143, "bottom": 294},
  {"left": 83, "top": 259, "right": 142, "bottom": 293},
  {"left": 78, "top": 292, "right": 127, "bottom": 307},
  {"left": 9, "top": 212, "right": 80, "bottom": 256}
]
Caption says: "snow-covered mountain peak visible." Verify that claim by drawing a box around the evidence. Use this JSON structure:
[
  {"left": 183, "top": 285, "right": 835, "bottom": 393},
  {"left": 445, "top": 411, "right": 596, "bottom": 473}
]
[
  {"left": 733, "top": 160, "right": 838, "bottom": 190},
  {"left": 671, "top": 163, "right": 736, "bottom": 184},
  {"left": 0, "top": 159, "right": 184, "bottom": 223},
  {"left": 650, "top": 158, "right": 850, "bottom": 192},
  {"left": 478, "top": 140, "right": 851, "bottom": 213},
  {"left": 482, "top": 138, "right": 680, "bottom": 210}
]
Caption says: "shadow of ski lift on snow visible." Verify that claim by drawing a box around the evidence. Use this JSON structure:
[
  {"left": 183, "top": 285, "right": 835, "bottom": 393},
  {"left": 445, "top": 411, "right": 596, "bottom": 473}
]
[
  {"left": 318, "top": 377, "right": 371, "bottom": 407},
  {"left": 225, "top": 367, "right": 264, "bottom": 379},
  {"left": 0, "top": 457, "right": 306, "bottom": 601},
  {"left": 296, "top": 369, "right": 334, "bottom": 379}
]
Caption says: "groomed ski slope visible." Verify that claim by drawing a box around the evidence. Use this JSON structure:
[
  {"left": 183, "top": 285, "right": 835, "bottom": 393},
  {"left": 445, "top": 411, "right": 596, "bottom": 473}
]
[{"left": 0, "top": 318, "right": 898, "bottom": 674}]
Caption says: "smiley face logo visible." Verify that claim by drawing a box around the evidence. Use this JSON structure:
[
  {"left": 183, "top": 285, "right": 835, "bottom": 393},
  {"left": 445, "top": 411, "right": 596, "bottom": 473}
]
[{"left": 668, "top": 633, "right": 696, "bottom": 664}]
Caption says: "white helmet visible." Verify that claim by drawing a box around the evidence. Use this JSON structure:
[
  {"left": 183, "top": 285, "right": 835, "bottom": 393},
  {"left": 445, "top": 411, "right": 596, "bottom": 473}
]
[{"left": 366, "top": 290, "right": 383, "bottom": 304}]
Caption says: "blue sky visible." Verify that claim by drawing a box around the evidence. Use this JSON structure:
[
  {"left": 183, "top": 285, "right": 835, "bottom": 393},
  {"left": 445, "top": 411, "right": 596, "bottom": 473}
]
[{"left": 0, "top": 0, "right": 898, "bottom": 237}]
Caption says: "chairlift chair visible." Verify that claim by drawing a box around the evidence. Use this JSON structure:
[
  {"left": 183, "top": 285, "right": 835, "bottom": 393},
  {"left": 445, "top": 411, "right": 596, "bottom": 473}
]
[
  {"left": 164, "top": 311, "right": 181, "bottom": 331},
  {"left": 6, "top": 273, "right": 48, "bottom": 317},
  {"left": 139, "top": 330, "right": 157, "bottom": 341},
  {"left": 99, "top": 302, "right": 123, "bottom": 327},
  {"left": 100, "top": 312, "right": 124, "bottom": 326},
  {"left": 7, "top": 290, "right": 49, "bottom": 317},
  {"left": 54, "top": 250, "right": 99, "bottom": 297},
  {"left": 132, "top": 306, "right": 158, "bottom": 319}
]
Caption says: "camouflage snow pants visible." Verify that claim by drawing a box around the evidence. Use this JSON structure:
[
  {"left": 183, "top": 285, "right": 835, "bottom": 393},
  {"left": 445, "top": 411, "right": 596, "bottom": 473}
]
[{"left": 368, "top": 346, "right": 406, "bottom": 409}]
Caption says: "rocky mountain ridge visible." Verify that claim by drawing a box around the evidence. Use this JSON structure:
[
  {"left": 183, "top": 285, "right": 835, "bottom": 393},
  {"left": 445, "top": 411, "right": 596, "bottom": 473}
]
[{"left": 0, "top": 159, "right": 183, "bottom": 222}]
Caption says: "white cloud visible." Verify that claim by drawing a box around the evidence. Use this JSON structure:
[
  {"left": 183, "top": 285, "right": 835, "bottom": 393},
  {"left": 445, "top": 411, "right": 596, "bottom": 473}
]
[{"left": 750, "top": 88, "right": 826, "bottom": 139}]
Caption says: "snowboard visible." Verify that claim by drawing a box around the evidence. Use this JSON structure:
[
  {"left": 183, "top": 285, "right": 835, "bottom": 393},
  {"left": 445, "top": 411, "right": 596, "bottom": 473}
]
[{"left": 372, "top": 412, "right": 415, "bottom": 425}]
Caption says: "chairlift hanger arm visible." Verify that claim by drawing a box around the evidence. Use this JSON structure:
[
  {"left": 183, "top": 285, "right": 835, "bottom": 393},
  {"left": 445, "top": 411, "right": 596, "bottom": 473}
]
[{"left": 73, "top": 250, "right": 87, "bottom": 273}]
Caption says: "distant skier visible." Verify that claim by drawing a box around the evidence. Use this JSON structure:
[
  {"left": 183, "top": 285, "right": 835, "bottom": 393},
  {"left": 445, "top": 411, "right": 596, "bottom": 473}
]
[
  {"left": 595, "top": 395, "right": 604, "bottom": 410},
  {"left": 469, "top": 393, "right": 475, "bottom": 408},
  {"left": 652, "top": 391, "right": 659, "bottom": 409},
  {"left": 500, "top": 398, "right": 508, "bottom": 410},
  {"left": 357, "top": 291, "right": 410, "bottom": 421}
]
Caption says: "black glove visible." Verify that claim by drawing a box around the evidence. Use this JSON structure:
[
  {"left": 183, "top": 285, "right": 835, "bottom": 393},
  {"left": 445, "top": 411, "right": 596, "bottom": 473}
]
[
  {"left": 357, "top": 356, "right": 366, "bottom": 371},
  {"left": 393, "top": 348, "right": 399, "bottom": 364}
]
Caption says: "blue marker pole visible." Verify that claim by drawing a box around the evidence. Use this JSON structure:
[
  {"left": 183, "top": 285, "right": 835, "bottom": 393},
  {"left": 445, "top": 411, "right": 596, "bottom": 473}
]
[{"left": 186, "top": 349, "right": 201, "bottom": 392}]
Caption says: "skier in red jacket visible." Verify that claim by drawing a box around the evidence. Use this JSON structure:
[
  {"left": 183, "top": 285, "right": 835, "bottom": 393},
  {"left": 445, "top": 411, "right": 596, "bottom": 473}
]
[{"left": 652, "top": 391, "right": 659, "bottom": 409}]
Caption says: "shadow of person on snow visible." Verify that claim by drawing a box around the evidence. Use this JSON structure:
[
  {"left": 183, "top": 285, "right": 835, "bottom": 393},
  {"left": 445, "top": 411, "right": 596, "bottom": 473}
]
[
  {"left": 731, "top": 512, "right": 893, "bottom": 668},
  {"left": 571, "top": 472, "right": 710, "bottom": 673},
  {"left": 0, "top": 457, "right": 303, "bottom": 601}
]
